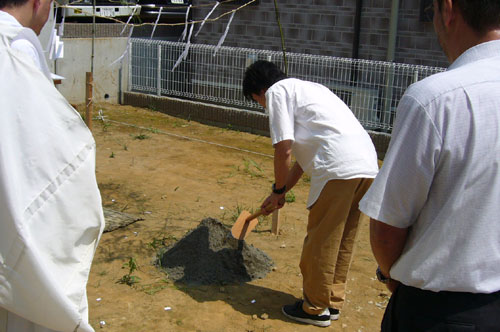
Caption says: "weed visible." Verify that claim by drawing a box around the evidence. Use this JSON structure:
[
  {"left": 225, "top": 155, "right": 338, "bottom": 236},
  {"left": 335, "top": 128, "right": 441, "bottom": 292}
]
[
  {"left": 302, "top": 174, "right": 311, "bottom": 183},
  {"left": 149, "top": 127, "right": 160, "bottom": 134},
  {"left": 109, "top": 152, "right": 115, "bottom": 158},
  {"left": 141, "top": 281, "right": 168, "bottom": 295},
  {"left": 242, "top": 158, "right": 263, "bottom": 178},
  {"left": 133, "top": 133, "right": 150, "bottom": 140},
  {"left": 123, "top": 144, "right": 128, "bottom": 151},
  {"left": 285, "top": 190, "right": 296, "bottom": 203},
  {"left": 101, "top": 121, "right": 112, "bottom": 132},
  {"left": 117, "top": 257, "right": 140, "bottom": 286},
  {"left": 147, "top": 103, "right": 157, "bottom": 111},
  {"left": 148, "top": 235, "right": 177, "bottom": 251}
]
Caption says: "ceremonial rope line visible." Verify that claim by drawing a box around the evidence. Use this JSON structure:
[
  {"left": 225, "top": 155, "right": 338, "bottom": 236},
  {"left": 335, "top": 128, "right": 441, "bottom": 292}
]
[
  {"left": 98, "top": 114, "right": 273, "bottom": 159},
  {"left": 55, "top": 0, "right": 258, "bottom": 27}
]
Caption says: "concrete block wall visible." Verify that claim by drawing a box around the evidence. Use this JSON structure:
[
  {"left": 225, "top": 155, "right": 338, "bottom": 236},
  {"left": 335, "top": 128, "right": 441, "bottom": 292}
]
[{"left": 192, "top": 0, "right": 449, "bottom": 68}]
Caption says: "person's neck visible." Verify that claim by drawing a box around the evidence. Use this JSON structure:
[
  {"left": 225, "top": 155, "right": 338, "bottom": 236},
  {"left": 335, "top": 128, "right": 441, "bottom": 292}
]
[
  {"left": 448, "top": 29, "right": 500, "bottom": 63},
  {"left": 0, "top": 5, "right": 32, "bottom": 29}
]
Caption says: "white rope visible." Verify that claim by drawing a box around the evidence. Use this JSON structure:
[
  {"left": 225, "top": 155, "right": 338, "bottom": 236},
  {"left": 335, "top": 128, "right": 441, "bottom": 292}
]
[{"left": 102, "top": 119, "right": 273, "bottom": 159}]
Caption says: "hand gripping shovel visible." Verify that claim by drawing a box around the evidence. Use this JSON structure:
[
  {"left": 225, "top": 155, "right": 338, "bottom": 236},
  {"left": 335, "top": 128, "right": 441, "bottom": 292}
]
[{"left": 231, "top": 206, "right": 273, "bottom": 241}]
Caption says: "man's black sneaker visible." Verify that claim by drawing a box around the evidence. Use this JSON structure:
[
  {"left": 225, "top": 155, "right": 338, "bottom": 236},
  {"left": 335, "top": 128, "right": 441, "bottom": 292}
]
[
  {"left": 329, "top": 308, "right": 340, "bottom": 320},
  {"left": 282, "top": 300, "right": 331, "bottom": 327}
]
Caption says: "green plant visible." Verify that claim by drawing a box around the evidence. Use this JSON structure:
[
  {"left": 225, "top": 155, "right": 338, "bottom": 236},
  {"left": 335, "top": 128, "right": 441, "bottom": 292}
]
[
  {"left": 109, "top": 152, "right": 115, "bottom": 158},
  {"left": 123, "top": 144, "right": 128, "bottom": 151},
  {"left": 285, "top": 190, "right": 296, "bottom": 203},
  {"left": 242, "top": 158, "right": 263, "bottom": 178},
  {"left": 133, "top": 133, "right": 150, "bottom": 140},
  {"left": 117, "top": 257, "right": 140, "bottom": 286}
]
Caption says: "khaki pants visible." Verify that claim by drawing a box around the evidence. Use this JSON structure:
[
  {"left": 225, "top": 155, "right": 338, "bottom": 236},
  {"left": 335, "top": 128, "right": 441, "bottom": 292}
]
[{"left": 300, "top": 178, "right": 373, "bottom": 315}]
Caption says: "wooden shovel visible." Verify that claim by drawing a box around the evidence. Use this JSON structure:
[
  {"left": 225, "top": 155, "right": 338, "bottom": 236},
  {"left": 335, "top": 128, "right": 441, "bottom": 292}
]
[{"left": 231, "top": 206, "right": 273, "bottom": 240}]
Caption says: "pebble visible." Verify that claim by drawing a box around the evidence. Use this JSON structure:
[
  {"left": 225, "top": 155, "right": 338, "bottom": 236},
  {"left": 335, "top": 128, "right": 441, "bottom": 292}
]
[
  {"left": 164, "top": 306, "right": 172, "bottom": 311},
  {"left": 280, "top": 244, "right": 286, "bottom": 248},
  {"left": 252, "top": 314, "right": 258, "bottom": 320},
  {"left": 99, "top": 321, "right": 106, "bottom": 328},
  {"left": 96, "top": 298, "right": 102, "bottom": 302},
  {"left": 260, "top": 313, "right": 269, "bottom": 320},
  {"left": 250, "top": 299, "right": 256, "bottom": 304}
]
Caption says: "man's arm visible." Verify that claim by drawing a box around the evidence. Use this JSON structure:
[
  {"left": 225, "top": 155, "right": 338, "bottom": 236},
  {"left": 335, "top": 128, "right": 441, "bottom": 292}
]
[
  {"left": 261, "top": 139, "right": 296, "bottom": 212},
  {"left": 273, "top": 139, "right": 293, "bottom": 190},
  {"left": 370, "top": 218, "right": 408, "bottom": 291}
]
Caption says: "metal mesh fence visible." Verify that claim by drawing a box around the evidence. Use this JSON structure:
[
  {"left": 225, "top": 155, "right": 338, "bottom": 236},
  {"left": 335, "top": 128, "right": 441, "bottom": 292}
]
[{"left": 129, "top": 39, "right": 445, "bottom": 132}]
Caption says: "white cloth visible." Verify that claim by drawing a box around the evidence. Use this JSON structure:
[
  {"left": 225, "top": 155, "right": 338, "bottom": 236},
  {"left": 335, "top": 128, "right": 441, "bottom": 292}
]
[
  {"left": 0, "top": 23, "right": 104, "bottom": 332},
  {"left": 266, "top": 78, "right": 379, "bottom": 207},
  {"left": 359, "top": 40, "right": 500, "bottom": 293},
  {"left": 0, "top": 10, "right": 52, "bottom": 81}
]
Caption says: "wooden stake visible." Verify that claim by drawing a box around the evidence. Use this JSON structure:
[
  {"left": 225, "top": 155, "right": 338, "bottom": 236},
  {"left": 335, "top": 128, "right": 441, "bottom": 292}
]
[
  {"left": 85, "top": 72, "right": 93, "bottom": 130},
  {"left": 271, "top": 209, "right": 280, "bottom": 235}
]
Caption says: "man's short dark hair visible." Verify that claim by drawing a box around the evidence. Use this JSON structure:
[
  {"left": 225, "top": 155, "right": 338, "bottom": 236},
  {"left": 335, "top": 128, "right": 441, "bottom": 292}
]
[
  {"left": 242, "top": 60, "right": 287, "bottom": 101},
  {"left": 437, "top": 0, "right": 500, "bottom": 34},
  {"left": 0, "top": 0, "right": 29, "bottom": 9}
]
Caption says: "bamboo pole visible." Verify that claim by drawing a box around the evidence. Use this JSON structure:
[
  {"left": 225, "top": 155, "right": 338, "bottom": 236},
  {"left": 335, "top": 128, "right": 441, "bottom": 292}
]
[{"left": 85, "top": 72, "right": 93, "bottom": 130}]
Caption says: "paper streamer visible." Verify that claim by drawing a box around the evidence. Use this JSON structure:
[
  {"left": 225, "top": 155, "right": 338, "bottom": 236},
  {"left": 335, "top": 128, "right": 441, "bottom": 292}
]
[
  {"left": 195, "top": 1, "right": 219, "bottom": 37},
  {"left": 213, "top": 11, "right": 235, "bottom": 56},
  {"left": 121, "top": 7, "right": 137, "bottom": 36},
  {"left": 45, "top": 6, "right": 57, "bottom": 52},
  {"left": 110, "top": 26, "right": 134, "bottom": 66},
  {"left": 172, "top": 24, "right": 194, "bottom": 72},
  {"left": 150, "top": 7, "right": 163, "bottom": 39},
  {"left": 58, "top": 7, "right": 65, "bottom": 36},
  {"left": 179, "top": 4, "right": 191, "bottom": 42}
]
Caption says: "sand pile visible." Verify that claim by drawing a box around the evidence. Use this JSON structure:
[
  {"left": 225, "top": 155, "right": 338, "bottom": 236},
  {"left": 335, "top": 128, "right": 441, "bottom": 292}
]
[{"left": 157, "top": 218, "right": 274, "bottom": 285}]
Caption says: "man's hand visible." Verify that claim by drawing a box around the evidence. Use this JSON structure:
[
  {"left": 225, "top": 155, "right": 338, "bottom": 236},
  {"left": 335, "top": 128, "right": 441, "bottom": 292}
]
[{"left": 261, "top": 192, "right": 286, "bottom": 215}]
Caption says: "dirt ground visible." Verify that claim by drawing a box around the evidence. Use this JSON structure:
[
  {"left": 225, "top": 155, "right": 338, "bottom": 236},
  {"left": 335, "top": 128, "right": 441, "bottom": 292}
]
[{"left": 83, "top": 103, "right": 389, "bottom": 332}]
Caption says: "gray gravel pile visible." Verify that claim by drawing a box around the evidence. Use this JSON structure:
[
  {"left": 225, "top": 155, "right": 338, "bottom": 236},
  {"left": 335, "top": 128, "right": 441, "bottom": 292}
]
[{"left": 158, "top": 218, "right": 274, "bottom": 285}]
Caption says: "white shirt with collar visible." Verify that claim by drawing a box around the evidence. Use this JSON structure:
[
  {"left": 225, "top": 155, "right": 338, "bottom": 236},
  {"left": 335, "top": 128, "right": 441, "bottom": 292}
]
[{"left": 359, "top": 40, "right": 500, "bottom": 293}]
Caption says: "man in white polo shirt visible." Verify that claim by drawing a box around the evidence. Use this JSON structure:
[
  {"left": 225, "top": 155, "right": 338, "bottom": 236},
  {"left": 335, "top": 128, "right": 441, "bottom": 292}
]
[
  {"left": 359, "top": 0, "right": 500, "bottom": 330},
  {"left": 243, "top": 60, "right": 379, "bottom": 327}
]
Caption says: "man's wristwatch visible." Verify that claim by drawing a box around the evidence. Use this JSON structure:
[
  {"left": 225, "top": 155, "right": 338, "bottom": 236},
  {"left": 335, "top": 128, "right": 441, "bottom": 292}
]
[
  {"left": 272, "top": 183, "right": 286, "bottom": 195},
  {"left": 376, "top": 267, "right": 391, "bottom": 284}
]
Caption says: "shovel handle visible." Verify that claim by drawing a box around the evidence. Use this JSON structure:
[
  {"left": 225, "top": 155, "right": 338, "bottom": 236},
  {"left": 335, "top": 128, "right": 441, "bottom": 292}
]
[{"left": 245, "top": 205, "right": 274, "bottom": 222}]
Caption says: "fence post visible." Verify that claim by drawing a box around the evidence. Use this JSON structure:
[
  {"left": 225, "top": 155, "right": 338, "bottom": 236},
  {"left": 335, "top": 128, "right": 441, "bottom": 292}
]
[
  {"left": 157, "top": 44, "right": 162, "bottom": 96},
  {"left": 128, "top": 42, "right": 133, "bottom": 94}
]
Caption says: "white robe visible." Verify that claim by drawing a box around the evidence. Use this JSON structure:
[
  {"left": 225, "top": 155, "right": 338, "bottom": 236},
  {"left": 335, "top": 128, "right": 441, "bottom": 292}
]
[{"left": 0, "top": 23, "right": 104, "bottom": 332}]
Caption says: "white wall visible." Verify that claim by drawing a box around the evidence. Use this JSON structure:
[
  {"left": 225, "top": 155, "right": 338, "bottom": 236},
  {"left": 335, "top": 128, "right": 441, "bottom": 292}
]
[{"left": 52, "top": 37, "right": 129, "bottom": 104}]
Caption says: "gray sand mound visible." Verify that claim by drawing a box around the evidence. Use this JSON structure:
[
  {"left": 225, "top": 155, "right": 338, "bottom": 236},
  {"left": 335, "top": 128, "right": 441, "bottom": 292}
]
[{"left": 158, "top": 218, "right": 274, "bottom": 285}]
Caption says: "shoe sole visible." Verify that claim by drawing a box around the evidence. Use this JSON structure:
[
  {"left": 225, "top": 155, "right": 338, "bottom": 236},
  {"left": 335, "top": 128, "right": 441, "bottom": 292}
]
[
  {"left": 330, "top": 313, "right": 339, "bottom": 320},
  {"left": 281, "top": 307, "right": 331, "bottom": 327}
]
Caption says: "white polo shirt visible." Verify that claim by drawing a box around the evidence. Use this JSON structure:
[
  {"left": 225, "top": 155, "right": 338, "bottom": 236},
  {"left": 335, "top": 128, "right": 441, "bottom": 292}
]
[
  {"left": 359, "top": 40, "right": 500, "bottom": 293},
  {"left": 266, "top": 78, "right": 379, "bottom": 208}
]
